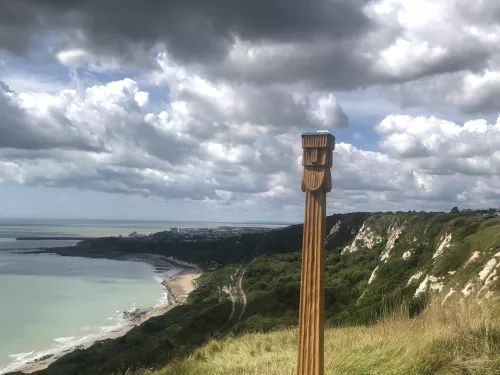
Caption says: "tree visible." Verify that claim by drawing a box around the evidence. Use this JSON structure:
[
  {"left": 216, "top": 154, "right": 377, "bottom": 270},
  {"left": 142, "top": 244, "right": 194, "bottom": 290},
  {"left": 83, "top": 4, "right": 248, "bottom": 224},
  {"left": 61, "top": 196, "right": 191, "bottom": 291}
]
[{"left": 450, "top": 206, "right": 459, "bottom": 213}]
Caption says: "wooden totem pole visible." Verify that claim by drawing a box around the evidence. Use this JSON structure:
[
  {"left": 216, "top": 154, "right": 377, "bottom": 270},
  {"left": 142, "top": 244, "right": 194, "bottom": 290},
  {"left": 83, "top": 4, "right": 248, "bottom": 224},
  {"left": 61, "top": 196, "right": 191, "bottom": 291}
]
[{"left": 297, "top": 131, "right": 335, "bottom": 375}]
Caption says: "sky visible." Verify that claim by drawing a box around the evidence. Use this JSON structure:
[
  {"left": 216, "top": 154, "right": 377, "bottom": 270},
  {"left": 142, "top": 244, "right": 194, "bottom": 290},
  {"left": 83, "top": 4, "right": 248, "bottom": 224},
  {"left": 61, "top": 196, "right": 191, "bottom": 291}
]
[{"left": 1, "top": 0, "right": 500, "bottom": 222}]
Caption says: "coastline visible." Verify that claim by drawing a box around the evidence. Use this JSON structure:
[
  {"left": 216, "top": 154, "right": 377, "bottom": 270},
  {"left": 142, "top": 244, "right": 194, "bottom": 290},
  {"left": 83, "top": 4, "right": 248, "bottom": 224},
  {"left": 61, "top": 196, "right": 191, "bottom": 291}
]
[
  {"left": 4, "top": 255, "right": 202, "bottom": 375},
  {"left": 160, "top": 257, "right": 203, "bottom": 305}
]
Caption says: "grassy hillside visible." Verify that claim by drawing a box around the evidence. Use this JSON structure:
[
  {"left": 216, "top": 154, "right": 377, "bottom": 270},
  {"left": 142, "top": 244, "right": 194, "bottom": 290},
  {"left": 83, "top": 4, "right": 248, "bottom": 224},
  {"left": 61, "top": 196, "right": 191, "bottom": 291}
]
[
  {"left": 135, "top": 297, "right": 500, "bottom": 375},
  {"left": 211, "top": 211, "right": 500, "bottom": 334},
  {"left": 341, "top": 211, "right": 500, "bottom": 318},
  {"left": 20, "top": 210, "right": 500, "bottom": 375}
]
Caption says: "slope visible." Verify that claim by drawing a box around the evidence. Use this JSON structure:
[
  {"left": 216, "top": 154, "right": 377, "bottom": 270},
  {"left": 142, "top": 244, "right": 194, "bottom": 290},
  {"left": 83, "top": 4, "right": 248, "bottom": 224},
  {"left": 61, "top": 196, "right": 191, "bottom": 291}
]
[{"left": 135, "top": 297, "right": 500, "bottom": 375}]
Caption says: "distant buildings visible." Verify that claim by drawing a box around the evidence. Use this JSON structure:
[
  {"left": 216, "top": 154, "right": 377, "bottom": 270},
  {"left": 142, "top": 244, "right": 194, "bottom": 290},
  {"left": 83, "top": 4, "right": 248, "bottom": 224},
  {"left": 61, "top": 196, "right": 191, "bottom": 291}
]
[
  {"left": 138, "top": 226, "right": 278, "bottom": 242},
  {"left": 128, "top": 231, "right": 147, "bottom": 238}
]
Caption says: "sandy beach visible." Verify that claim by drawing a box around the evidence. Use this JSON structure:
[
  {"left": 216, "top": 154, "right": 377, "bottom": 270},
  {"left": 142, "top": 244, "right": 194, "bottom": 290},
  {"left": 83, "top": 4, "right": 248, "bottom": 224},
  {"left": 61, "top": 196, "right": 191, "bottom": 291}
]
[
  {"left": 8, "top": 256, "right": 202, "bottom": 375},
  {"left": 161, "top": 257, "right": 202, "bottom": 304}
]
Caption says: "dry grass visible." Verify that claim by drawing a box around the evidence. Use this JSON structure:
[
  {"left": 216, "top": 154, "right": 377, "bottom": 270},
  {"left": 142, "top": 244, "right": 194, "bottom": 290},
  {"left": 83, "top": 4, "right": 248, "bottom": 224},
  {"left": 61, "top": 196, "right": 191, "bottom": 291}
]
[{"left": 136, "top": 297, "right": 500, "bottom": 375}]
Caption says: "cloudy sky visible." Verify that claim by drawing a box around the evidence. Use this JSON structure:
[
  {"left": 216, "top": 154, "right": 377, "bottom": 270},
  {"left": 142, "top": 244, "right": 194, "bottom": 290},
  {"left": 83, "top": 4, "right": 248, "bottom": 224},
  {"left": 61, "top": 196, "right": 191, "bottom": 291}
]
[{"left": 1, "top": 0, "right": 500, "bottom": 222}]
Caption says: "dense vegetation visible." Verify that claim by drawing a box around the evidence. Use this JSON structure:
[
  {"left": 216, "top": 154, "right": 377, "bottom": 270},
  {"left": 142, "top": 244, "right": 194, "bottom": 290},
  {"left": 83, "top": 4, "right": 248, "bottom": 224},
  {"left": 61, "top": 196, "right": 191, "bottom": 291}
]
[{"left": 13, "top": 210, "right": 500, "bottom": 375}]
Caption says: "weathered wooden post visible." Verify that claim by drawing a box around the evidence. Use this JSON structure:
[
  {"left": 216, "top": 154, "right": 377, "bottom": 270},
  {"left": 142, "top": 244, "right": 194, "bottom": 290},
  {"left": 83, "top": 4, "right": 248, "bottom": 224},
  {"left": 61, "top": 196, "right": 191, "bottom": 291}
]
[{"left": 297, "top": 131, "right": 335, "bottom": 375}]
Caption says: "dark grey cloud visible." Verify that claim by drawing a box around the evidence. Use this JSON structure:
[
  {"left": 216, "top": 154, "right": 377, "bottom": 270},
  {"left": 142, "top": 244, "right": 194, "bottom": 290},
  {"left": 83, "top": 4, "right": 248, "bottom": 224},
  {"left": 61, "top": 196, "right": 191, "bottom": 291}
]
[
  {"left": 3, "top": 0, "right": 497, "bottom": 99},
  {"left": 0, "top": 0, "right": 371, "bottom": 63},
  {"left": 213, "top": 40, "right": 375, "bottom": 91}
]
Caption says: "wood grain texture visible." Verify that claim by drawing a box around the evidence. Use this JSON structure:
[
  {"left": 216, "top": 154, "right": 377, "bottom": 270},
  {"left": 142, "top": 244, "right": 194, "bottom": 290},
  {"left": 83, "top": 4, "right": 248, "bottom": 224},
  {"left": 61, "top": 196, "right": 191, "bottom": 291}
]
[
  {"left": 301, "top": 168, "right": 332, "bottom": 193},
  {"left": 298, "top": 132, "right": 334, "bottom": 375},
  {"left": 297, "top": 190, "right": 326, "bottom": 375}
]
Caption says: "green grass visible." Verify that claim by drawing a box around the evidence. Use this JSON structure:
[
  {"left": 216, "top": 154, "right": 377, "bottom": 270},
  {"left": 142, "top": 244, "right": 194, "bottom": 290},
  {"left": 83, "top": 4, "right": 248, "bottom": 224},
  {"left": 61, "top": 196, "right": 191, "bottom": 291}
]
[{"left": 135, "top": 297, "right": 500, "bottom": 375}]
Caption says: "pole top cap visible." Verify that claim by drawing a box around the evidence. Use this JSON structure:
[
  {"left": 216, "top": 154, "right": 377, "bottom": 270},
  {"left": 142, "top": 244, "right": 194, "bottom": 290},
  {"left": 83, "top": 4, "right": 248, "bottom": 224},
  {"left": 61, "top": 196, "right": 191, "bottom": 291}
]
[
  {"left": 301, "top": 129, "right": 331, "bottom": 135},
  {"left": 301, "top": 131, "right": 335, "bottom": 150}
]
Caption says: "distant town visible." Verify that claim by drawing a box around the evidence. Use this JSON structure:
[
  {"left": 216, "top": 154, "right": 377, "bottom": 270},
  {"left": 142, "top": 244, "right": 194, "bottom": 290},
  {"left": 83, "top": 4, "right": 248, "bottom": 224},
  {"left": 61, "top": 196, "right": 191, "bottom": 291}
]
[
  {"left": 127, "top": 225, "right": 280, "bottom": 242},
  {"left": 16, "top": 225, "right": 283, "bottom": 242}
]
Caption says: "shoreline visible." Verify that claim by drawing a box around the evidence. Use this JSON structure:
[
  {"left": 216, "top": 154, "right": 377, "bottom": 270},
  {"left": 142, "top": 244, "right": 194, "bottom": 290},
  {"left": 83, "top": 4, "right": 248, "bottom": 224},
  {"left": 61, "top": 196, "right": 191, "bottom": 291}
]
[{"left": 3, "top": 254, "right": 202, "bottom": 375}]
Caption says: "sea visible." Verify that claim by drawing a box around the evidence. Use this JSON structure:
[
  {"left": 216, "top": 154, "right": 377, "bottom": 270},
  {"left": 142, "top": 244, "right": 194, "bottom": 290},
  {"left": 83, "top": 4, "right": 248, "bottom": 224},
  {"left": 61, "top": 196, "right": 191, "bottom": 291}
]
[{"left": 0, "top": 218, "right": 289, "bottom": 374}]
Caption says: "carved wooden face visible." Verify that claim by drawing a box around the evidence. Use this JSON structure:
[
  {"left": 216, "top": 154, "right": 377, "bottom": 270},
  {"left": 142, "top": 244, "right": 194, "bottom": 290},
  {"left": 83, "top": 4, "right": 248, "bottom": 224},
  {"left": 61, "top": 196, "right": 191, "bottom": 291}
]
[
  {"left": 302, "top": 147, "right": 332, "bottom": 167},
  {"left": 301, "top": 134, "right": 334, "bottom": 168}
]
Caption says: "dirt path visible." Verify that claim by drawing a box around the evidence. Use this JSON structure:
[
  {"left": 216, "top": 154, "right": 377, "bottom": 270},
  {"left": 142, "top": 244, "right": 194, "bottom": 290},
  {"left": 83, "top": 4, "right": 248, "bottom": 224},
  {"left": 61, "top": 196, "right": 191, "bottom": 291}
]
[
  {"left": 222, "top": 285, "right": 236, "bottom": 324},
  {"left": 237, "top": 267, "right": 247, "bottom": 321},
  {"left": 217, "top": 265, "right": 247, "bottom": 335}
]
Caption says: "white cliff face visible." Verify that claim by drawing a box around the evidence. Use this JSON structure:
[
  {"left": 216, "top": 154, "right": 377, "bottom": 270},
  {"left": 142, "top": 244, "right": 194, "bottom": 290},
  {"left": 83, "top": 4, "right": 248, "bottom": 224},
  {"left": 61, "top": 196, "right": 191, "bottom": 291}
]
[
  {"left": 326, "top": 221, "right": 342, "bottom": 243},
  {"left": 428, "top": 277, "right": 444, "bottom": 293},
  {"left": 342, "top": 223, "right": 382, "bottom": 254},
  {"left": 380, "top": 225, "right": 404, "bottom": 262},
  {"left": 368, "top": 266, "right": 379, "bottom": 285},
  {"left": 414, "top": 275, "right": 444, "bottom": 298},
  {"left": 433, "top": 233, "right": 452, "bottom": 259},
  {"left": 465, "top": 251, "right": 481, "bottom": 266},
  {"left": 402, "top": 250, "right": 413, "bottom": 260},
  {"left": 462, "top": 281, "right": 475, "bottom": 297},
  {"left": 479, "top": 258, "right": 498, "bottom": 281},
  {"left": 410, "top": 249, "right": 500, "bottom": 300},
  {"left": 341, "top": 216, "right": 500, "bottom": 302},
  {"left": 478, "top": 269, "right": 499, "bottom": 295},
  {"left": 407, "top": 271, "right": 424, "bottom": 286},
  {"left": 459, "top": 252, "right": 500, "bottom": 298},
  {"left": 476, "top": 256, "right": 500, "bottom": 296}
]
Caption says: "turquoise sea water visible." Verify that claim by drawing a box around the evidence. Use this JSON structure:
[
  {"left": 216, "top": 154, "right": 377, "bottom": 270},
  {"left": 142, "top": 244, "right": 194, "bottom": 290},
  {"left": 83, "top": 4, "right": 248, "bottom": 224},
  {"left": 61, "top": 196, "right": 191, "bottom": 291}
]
[
  {"left": 0, "top": 219, "right": 177, "bottom": 374},
  {"left": 0, "top": 251, "right": 171, "bottom": 374},
  {"left": 0, "top": 218, "right": 288, "bottom": 373}
]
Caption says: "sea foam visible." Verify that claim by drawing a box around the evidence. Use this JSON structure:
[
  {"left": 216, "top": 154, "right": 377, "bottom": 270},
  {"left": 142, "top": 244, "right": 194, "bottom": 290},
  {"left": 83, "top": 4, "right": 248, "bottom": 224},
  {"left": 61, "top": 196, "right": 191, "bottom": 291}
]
[
  {"left": 0, "top": 303, "right": 149, "bottom": 375},
  {"left": 8, "top": 351, "right": 34, "bottom": 361},
  {"left": 54, "top": 337, "right": 78, "bottom": 345}
]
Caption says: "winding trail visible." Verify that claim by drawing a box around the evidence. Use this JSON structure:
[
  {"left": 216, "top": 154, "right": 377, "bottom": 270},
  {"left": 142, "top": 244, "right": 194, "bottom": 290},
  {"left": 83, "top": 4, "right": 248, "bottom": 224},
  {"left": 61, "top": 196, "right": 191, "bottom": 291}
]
[
  {"left": 237, "top": 267, "right": 247, "bottom": 321},
  {"left": 222, "top": 285, "right": 236, "bottom": 325},
  {"left": 217, "top": 264, "right": 247, "bottom": 334}
]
